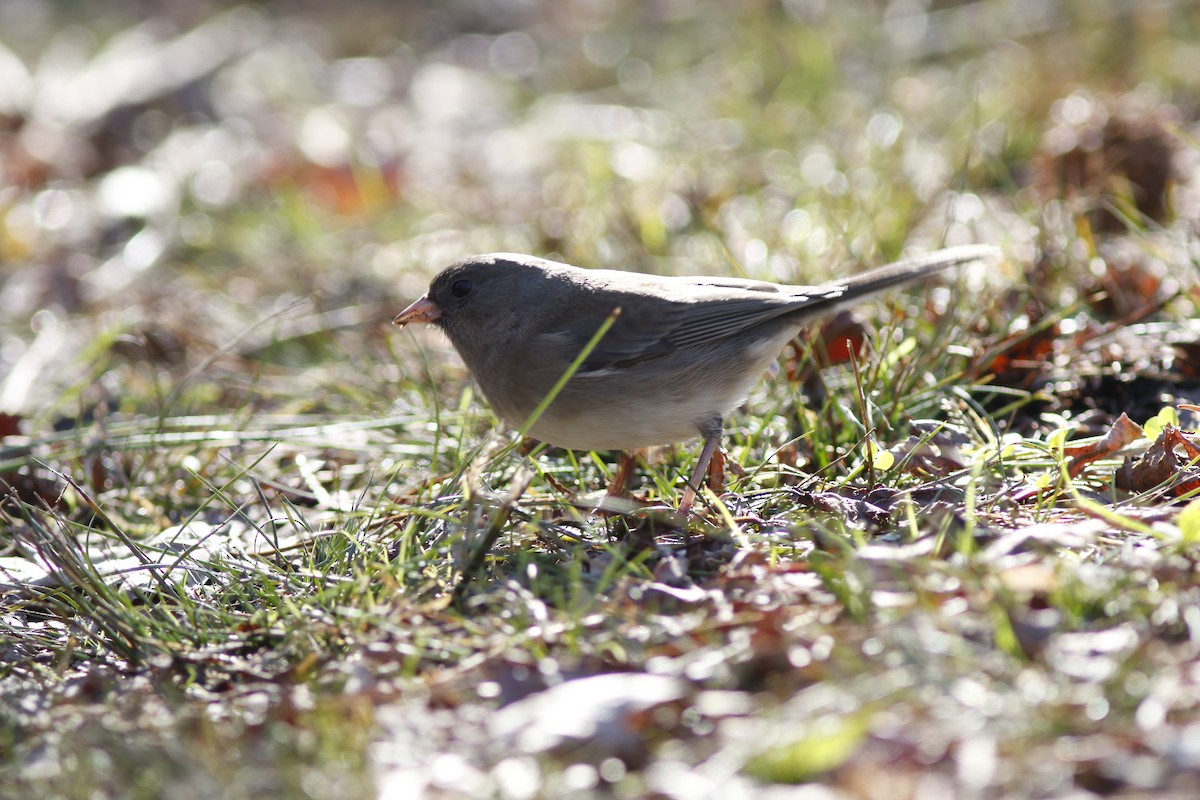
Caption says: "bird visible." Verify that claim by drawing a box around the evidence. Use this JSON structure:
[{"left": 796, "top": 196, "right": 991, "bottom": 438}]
[{"left": 394, "top": 245, "right": 999, "bottom": 514}]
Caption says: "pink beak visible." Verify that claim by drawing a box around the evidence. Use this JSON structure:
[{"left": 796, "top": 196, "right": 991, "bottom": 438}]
[{"left": 393, "top": 296, "right": 442, "bottom": 326}]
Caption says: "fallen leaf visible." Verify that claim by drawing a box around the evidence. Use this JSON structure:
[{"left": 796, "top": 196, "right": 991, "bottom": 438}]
[
  {"left": 974, "top": 316, "right": 1059, "bottom": 388},
  {"left": 0, "top": 413, "right": 21, "bottom": 438},
  {"left": 785, "top": 311, "right": 868, "bottom": 383},
  {"left": 1063, "top": 412, "right": 1144, "bottom": 478},
  {"left": 889, "top": 429, "right": 969, "bottom": 477},
  {"left": 1116, "top": 426, "right": 1200, "bottom": 496}
]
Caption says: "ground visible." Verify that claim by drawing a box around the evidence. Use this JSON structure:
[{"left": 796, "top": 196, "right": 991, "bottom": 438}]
[{"left": 2, "top": 1, "right": 1200, "bottom": 798}]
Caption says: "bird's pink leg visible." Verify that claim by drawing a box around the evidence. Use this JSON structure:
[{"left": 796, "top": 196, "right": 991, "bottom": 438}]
[
  {"left": 606, "top": 450, "right": 640, "bottom": 498},
  {"left": 678, "top": 421, "right": 723, "bottom": 515},
  {"left": 708, "top": 447, "right": 726, "bottom": 493}
]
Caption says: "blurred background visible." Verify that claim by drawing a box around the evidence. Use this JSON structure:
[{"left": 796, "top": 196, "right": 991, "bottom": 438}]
[{"left": 0, "top": 0, "right": 1195, "bottom": 426}]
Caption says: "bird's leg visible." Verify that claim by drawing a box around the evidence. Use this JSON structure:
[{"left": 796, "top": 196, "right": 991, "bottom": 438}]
[
  {"left": 678, "top": 418, "right": 723, "bottom": 516},
  {"left": 707, "top": 447, "right": 726, "bottom": 494},
  {"left": 606, "top": 450, "right": 640, "bottom": 498}
]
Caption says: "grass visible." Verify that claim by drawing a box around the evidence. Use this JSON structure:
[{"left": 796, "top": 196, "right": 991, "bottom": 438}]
[{"left": 2, "top": 1, "right": 1200, "bottom": 797}]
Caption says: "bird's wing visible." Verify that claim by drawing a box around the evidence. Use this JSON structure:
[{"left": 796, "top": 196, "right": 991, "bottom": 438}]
[
  {"left": 549, "top": 244, "right": 994, "bottom": 373},
  {"left": 556, "top": 285, "right": 845, "bottom": 372},
  {"left": 660, "top": 288, "right": 844, "bottom": 348}
]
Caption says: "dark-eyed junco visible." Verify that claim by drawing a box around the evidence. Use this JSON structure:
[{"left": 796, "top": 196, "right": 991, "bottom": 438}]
[{"left": 395, "top": 245, "right": 999, "bottom": 513}]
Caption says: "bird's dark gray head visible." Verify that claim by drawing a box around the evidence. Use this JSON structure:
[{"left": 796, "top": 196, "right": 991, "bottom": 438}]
[
  {"left": 397, "top": 253, "right": 597, "bottom": 369},
  {"left": 425, "top": 254, "right": 554, "bottom": 330}
]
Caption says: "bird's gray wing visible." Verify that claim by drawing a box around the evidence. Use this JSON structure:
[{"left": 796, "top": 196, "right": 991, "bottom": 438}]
[
  {"left": 553, "top": 244, "right": 994, "bottom": 372},
  {"left": 556, "top": 285, "right": 845, "bottom": 372},
  {"left": 660, "top": 287, "right": 845, "bottom": 348}
]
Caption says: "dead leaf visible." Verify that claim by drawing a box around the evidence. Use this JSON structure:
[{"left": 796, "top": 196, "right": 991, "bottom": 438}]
[
  {"left": 785, "top": 311, "right": 868, "bottom": 383},
  {"left": 973, "top": 310, "right": 1059, "bottom": 388},
  {"left": 789, "top": 489, "right": 892, "bottom": 529},
  {"left": 889, "top": 429, "right": 969, "bottom": 477},
  {"left": 1064, "top": 412, "right": 1144, "bottom": 478},
  {"left": 0, "top": 413, "right": 21, "bottom": 438},
  {"left": 1116, "top": 426, "right": 1200, "bottom": 496}
]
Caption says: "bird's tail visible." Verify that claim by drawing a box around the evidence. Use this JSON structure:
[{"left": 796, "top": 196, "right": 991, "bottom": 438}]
[{"left": 833, "top": 243, "right": 1001, "bottom": 300}]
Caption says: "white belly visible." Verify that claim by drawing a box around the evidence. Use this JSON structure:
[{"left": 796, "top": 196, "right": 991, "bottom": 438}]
[{"left": 516, "top": 333, "right": 789, "bottom": 451}]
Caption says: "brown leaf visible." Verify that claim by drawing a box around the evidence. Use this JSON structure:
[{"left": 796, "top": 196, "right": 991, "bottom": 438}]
[
  {"left": 0, "top": 413, "right": 21, "bottom": 439},
  {"left": 889, "top": 430, "right": 969, "bottom": 477},
  {"left": 1064, "top": 412, "right": 1144, "bottom": 478},
  {"left": 789, "top": 489, "right": 891, "bottom": 529},
  {"left": 785, "top": 311, "right": 867, "bottom": 383},
  {"left": 1090, "top": 256, "right": 1167, "bottom": 320},
  {"left": 973, "top": 304, "right": 1059, "bottom": 388},
  {"left": 1116, "top": 426, "right": 1200, "bottom": 496},
  {"left": 1174, "top": 345, "right": 1200, "bottom": 380}
]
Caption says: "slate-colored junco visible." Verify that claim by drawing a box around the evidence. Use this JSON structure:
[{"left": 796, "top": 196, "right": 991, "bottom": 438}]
[{"left": 395, "top": 245, "right": 999, "bottom": 513}]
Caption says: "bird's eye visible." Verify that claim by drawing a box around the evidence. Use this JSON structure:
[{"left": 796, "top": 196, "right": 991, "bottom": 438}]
[{"left": 450, "top": 279, "right": 472, "bottom": 298}]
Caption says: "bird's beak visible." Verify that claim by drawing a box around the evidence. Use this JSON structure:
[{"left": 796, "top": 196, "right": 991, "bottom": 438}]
[{"left": 393, "top": 296, "right": 442, "bottom": 326}]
